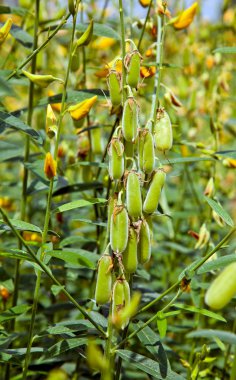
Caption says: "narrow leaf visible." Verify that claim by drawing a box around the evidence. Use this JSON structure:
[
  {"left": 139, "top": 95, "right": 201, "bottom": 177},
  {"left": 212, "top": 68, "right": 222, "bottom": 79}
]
[
  {"left": 54, "top": 198, "right": 106, "bottom": 213},
  {"left": 197, "top": 254, "right": 236, "bottom": 275},
  {"left": 204, "top": 196, "right": 234, "bottom": 227},
  {"left": 187, "top": 329, "right": 236, "bottom": 345},
  {"left": 116, "top": 350, "right": 185, "bottom": 380},
  {"left": 0, "top": 304, "right": 31, "bottom": 323},
  {"left": 0, "top": 219, "right": 42, "bottom": 233},
  {"left": 0, "top": 111, "right": 43, "bottom": 145},
  {"left": 173, "top": 303, "right": 226, "bottom": 322},
  {"left": 213, "top": 47, "right": 236, "bottom": 54}
]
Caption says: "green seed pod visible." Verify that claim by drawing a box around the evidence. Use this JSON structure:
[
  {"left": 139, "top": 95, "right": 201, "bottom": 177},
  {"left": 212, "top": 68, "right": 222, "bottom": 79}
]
[
  {"left": 154, "top": 109, "right": 173, "bottom": 153},
  {"left": 107, "top": 70, "right": 122, "bottom": 106},
  {"left": 138, "top": 129, "right": 155, "bottom": 174},
  {"left": 95, "top": 254, "right": 113, "bottom": 305},
  {"left": 108, "top": 138, "right": 124, "bottom": 180},
  {"left": 126, "top": 50, "right": 142, "bottom": 89},
  {"left": 107, "top": 193, "right": 118, "bottom": 237},
  {"left": 205, "top": 263, "right": 236, "bottom": 310},
  {"left": 91, "top": 127, "right": 103, "bottom": 154},
  {"left": 138, "top": 219, "right": 151, "bottom": 264},
  {"left": 110, "top": 205, "right": 129, "bottom": 253},
  {"left": 122, "top": 97, "right": 139, "bottom": 142},
  {"left": 122, "top": 226, "right": 138, "bottom": 273},
  {"left": 143, "top": 169, "right": 166, "bottom": 214},
  {"left": 112, "top": 278, "right": 130, "bottom": 328},
  {"left": 126, "top": 171, "right": 142, "bottom": 219}
]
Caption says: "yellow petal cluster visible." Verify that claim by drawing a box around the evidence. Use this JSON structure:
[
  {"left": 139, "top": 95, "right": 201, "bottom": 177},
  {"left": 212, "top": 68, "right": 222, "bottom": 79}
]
[
  {"left": 174, "top": 2, "right": 198, "bottom": 30},
  {"left": 68, "top": 95, "right": 97, "bottom": 121}
]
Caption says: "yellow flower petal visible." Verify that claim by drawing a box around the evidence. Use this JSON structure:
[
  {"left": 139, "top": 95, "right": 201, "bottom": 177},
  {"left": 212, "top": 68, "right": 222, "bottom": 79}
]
[
  {"left": 68, "top": 95, "right": 97, "bottom": 121},
  {"left": 139, "top": 0, "right": 151, "bottom": 7},
  {"left": 0, "top": 18, "right": 12, "bottom": 45},
  {"left": 173, "top": 2, "right": 198, "bottom": 30},
  {"left": 92, "top": 37, "right": 116, "bottom": 50}
]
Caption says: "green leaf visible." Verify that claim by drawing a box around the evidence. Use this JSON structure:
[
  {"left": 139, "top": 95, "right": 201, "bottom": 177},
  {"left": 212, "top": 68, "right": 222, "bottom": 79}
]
[
  {"left": 0, "top": 141, "right": 22, "bottom": 162},
  {"left": 215, "top": 150, "right": 236, "bottom": 159},
  {"left": 72, "top": 218, "right": 106, "bottom": 227},
  {"left": 161, "top": 157, "right": 215, "bottom": 165},
  {"left": 156, "top": 312, "right": 167, "bottom": 339},
  {"left": 76, "top": 22, "right": 120, "bottom": 40},
  {"left": 0, "top": 249, "right": 31, "bottom": 261},
  {"left": 0, "top": 5, "right": 29, "bottom": 17},
  {"left": 204, "top": 196, "right": 234, "bottom": 227},
  {"left": 173, "top": 303, "right": 226, "bottom": 322},
  {"left": 0, "top": 304, "right": 31, "bottom": 323},
  {"left": 0, "top": 219, "right": 42, "bottom": 233},
  {"left": 59, "top": 235, "right": 96, "bottom": 248},
  {"left": 213, "top": 47, "right": 236, "bottom": 54},
  {"left": 116, "top": 350, "right": 185, "bottom": 380},
  {"left": 187, "top": 330, "right": 236, "bottom": 345},
  {"left": 46, "top": 249, "right": 97, "bottom": 269},
  {"left": 51, "top": 285, "right": 64, "bottom": 296},
  {"left": 44, "top": 337, "right": 87, "bottom": 358},
  {"left": 10, "top": 23, "right": 33, "bottom": 48},
  {"left": 38, "top": 89, "right": 106, "bottom": 108},
  {"left": 0, "top": 111, "right": 43, "bottom": 145},
  {"left": 54, "top": 198, "right": 107, "bottom": 213},
  {"left": 53, "top": 181, "right": 103, "bottom": 196},
  {"left": 0, "top": 77, "right": 15, "bottom": 97},
  {"left": 197, "top": 254, "right": 236, "bottom": 275}
]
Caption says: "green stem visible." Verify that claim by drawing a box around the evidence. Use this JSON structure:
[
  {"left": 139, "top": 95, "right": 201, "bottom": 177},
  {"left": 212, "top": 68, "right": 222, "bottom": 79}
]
[
  {"left": 119, "top": 0, "right": 126, "bottom": 105},
  {"left": 151, "top": 13, "right": 166, "bottom": 120},
  {"left": 137, "top": 0, "right": 153, "bottom": 50},
  {"left": 0, "top": 207, "right": 106, "bottom": 337},
  {"left": 135, "top": 227, "right": 236, "bottom": 315},
  {"left": 113, "top": 288, "right": 183, "bottom": 352},
  {"left": 7, "top": 12, "right": 71, "bottom": 81}
]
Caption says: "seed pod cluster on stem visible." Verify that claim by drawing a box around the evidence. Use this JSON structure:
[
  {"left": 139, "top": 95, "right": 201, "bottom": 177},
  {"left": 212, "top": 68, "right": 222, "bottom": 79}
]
[{"left": 95, "top": 42, "right": 174, "bottom": 329}]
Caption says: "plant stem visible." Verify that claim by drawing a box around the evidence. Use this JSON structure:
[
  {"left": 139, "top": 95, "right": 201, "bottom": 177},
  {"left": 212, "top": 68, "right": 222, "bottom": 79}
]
[
  {"left": 134, "top": 227, "right": 236, "bottom": 315},
  {"left": 137, "top": 0, "right": 153, "bottom": 50},
  {"left": 151, "top": 12, "right": 166, "bottom": 120},
  {"left": 113, "top": 289, "right": 182, "bottom": 352},
  {"left": 7, "top": 12, "right": 71, "bottom": 81},
  {"left": 119, "top": 0, "right": 126, "bottom": 105},
  {"left": 0, "top": 207, "right": 106, "bottom": 337}
]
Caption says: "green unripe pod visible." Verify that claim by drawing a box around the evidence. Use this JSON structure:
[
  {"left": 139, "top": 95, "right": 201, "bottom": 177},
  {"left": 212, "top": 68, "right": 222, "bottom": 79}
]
[
  {"left": 143, "top": 169, "right": 166, "bottom": 214},
  {"left": 124, "top": 140, "right": 135, "bottom": 162},
  {"left": 95, "top": 254, "right": 113, "bottom": 305},
  {"left": 205, "top": 263, "right": 236, "bottom": 310},
  {"left": 138, "top": 219, "right": 151, "bottom": 264},
  {"left": 108, "top": 138, "right": 124, "bottom": 180},
  {"left": 122, "top": 227, "right": 138, "bottom": 273},
  {"left": 110, "top": 205, "right": 129, "bottom": 253},
  {"left": 112, "top": 278, "right": 130, "bottom": 328},
  {"left": 125, "top": 50, "right": 142, "bottom": 89},
  {"left": 91, "top": 127, "right": 103, "bottom": 154},
  {"left": 107, "top": 193, "right": 118, "bottom": 237},
  {"left": 122, "top": 97, "right": 139, "bottom": 142},
  {"left": 138, "top": 129, "right": 155, "bottom": 174},
  {"left": 107, "top": 70, "right": 122, "bottom": 106},
  {"left": 126, "top": 171, "right": 142, "bottom": 219},
  {"left": 154, "top": 109, "right": 173, "bottom": 153}
]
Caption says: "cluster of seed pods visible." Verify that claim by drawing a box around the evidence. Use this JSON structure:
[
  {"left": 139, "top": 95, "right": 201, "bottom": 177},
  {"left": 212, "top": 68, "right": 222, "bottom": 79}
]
[{"left": 95, "top": 42, "right": 173, "bottom": 327}]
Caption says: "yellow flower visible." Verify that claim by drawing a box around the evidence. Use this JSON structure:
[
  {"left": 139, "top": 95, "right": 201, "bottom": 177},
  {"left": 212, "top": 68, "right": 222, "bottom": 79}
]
[
  {"left": 91, "top": 37, "right": 116, "bottom": 50},
  {"left": 48, "top": 90, "right": 62, "bottom": 113},
  {"left": 68, "top": 95, "right": 97, "bottom": 121},
  {"left": 0, "top": 18, "right": 12, "bottom": 45},
  {"left": 139, "top": 0, "right": 151, "bottom": 7},
  {"left": 223, "top": 158, "right": 236, "bottom": 168},
  {"left": 173, "top": 2, "right": 198, "bottom": 30},
  {"left": 44, "top": 152, "right": 57, "bottom": 179}
]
